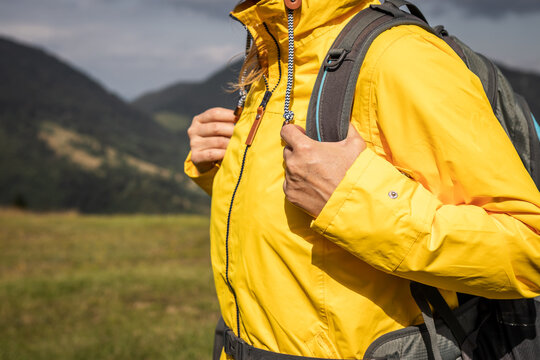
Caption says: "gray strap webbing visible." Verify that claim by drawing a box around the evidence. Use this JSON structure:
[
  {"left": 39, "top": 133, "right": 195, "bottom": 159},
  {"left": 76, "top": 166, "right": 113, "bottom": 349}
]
[
  {"left": 410, "top": 283, "right": 444, "bottom": 360},
  {"left": 305, "top": 8, "right": 387, "bottom": 142},
  {"left": 221, "top": 323, "right": 351, "bottom": 360},
  {"left": 384, "top": 0, "right": 428, "bottom": 23},
  {"left": 419, "top": 284, "right": 467, "bottom": 345},
  {"left": 306, "top": 4, "right": 435, "bottom": 142},
  {"left": 432, "top": 26, "right": 466, "bottom": 62},
  {"left": 214, "top": 317, "right": 227, "bottom": 360},
  {"left": 515, "top": 94, "right": 540, "bottom": 187}
]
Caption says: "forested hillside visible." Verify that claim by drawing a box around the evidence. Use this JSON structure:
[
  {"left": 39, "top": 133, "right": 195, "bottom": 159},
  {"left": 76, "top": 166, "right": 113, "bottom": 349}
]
[{"left": 0, "top": 37, "right": 208, "bottom": 213}]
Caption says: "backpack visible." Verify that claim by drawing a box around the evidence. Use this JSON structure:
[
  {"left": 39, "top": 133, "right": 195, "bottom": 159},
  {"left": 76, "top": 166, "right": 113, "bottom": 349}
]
[
  {"left": 304, "top": 1, "right": 540, "bottom": 359},
  {"left": 306, "top": 0, "right": 540, "bottom": 185}
]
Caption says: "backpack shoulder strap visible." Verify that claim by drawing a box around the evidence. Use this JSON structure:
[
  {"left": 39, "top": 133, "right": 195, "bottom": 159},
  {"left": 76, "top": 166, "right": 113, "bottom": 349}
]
[{"left": 306, "top": 0, "right": 434, "bottom": 142}]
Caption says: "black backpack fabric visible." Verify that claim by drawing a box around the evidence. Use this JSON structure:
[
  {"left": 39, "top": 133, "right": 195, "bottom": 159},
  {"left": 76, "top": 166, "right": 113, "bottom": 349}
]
[{"left": 305, "top": 1, "right": 540, "bottom": 359}]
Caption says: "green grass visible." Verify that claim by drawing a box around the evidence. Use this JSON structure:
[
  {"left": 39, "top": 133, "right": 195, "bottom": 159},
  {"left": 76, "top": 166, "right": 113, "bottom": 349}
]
[{"left": 0, "top": 209, "right": 219, "bottom": 360}]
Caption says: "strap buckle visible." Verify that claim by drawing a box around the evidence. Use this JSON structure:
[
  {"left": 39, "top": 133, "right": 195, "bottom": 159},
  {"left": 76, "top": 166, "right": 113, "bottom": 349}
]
[
  {"left": 224, "top": 329, "right": 248, "bottom": 360},
  {"left": 370, "top": 3, "right": 405, "bottom": 18},
  {"left": 370, "top": 1, "right": 428, "bottom": 23},
  {"left": 323, "top": 48, "right": 350, "bottom": 70},
  {"left": 433, "top": 25, "right": 448, "bottom": 37}
]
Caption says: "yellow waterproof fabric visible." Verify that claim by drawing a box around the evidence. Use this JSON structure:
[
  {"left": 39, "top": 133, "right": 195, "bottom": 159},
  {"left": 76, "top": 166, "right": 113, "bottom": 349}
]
[{"left": 184, "top": 0, "right": 540, "bottom": 358}]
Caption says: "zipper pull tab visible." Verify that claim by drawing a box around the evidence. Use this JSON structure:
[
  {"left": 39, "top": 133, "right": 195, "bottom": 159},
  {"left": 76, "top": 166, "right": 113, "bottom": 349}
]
[
  {"left": 246, "top": 106, "right": 265, "bottom": 145},
  {"left": 284, "top": 0, "right": 301, "bottom": 10},
  {"left": 233, "top": 105, "right": 243, "bottom": 124},
  {"left": 245, "top": 91, "right": 272, "bottom": 146}
]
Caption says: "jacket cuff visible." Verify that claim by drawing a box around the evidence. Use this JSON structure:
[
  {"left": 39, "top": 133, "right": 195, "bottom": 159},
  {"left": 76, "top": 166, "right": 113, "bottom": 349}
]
[
  {"left": 184, "top": 151, "right": 218, "bottom": 196},
  {"left": 310, "top": 148, "right": 437, "bottom": 273}
]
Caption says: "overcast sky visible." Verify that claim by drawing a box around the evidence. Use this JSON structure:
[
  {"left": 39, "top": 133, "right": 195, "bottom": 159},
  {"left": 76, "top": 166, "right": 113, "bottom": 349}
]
[{"left": 1, "top": 0, "right": 539, "bottom": 100}]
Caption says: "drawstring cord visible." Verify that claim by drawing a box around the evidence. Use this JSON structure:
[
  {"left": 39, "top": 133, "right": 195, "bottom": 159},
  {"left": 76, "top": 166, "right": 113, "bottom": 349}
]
[
  {"left": 283, "top": 8, "right": 295, "bottom": 124},
  {"left": 235, "top": 9, "right": 295, "bottom": 126}
]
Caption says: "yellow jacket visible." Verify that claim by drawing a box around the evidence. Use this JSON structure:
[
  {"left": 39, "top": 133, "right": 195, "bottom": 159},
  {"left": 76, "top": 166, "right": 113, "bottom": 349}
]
[{"left": 185, "top": 0, "right": 540, "bottom": 358}]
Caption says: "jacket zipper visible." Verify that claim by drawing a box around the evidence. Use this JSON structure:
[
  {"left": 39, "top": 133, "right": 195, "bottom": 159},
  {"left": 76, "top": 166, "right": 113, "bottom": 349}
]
[
  {"left": 224, "top": 91, "right": 273, "bottom": 337},
  {"left": 224, "top": 144, "right": 249, "bottom": 337},
  {"left": 224, "top": 17, "right": 282, "bottom": 337}
]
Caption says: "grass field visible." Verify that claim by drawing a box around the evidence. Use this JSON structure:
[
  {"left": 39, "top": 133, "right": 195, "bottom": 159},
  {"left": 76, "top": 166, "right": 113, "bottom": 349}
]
[{"left": 0, "top": 208, "right": 219, "bottom": 360}]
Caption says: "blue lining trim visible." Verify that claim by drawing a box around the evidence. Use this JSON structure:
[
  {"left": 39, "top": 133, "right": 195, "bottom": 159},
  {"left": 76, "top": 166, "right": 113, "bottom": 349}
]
[
  {"left": 315, "top": 63, "right": 331, "bottom": 142},
  {"left": 533, "top": 113, "right": 540, "bottom": 141}
]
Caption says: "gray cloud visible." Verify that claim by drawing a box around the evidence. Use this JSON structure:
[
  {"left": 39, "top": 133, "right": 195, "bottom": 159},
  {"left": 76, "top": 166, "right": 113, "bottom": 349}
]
[
  {"left": 8, "top": 0, "right": 536, "bottom": 20},
  {"left": 0, "top": 0, "right": 245, "bottom": 99},
  {"left": 155, "top": 0, "right": 540, "bottom": 19},
  {"left": 77, "top": 0, "right": 540, "bottom": 19},
  {"left": 170, "top": 0, "right": 540, "bottom": 19},
  {"left": 408, "top": 0, "right": 540, "bottom": 18},
  {"left": 155, "top": 0, "right": 239, "bottom": 18},
  {"left": 1, "top": 0, "right": 538, "bottom": 99},
  {"left": 451, "top": 0, "right": 540, "bottom": 17}
]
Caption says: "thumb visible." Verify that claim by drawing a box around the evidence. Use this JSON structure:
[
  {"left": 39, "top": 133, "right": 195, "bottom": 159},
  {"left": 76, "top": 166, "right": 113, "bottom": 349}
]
[
  {"left": 294, "top": 124, "right": 306, "bottom": 135},
  {"left": 345, "top": 123, "right": 361, "bottom": 140},
  {"left": 280, "top": 124, "right": 308, "bottom": 147},
  {"left": 345, "top": 123, "right": 366, "bottom": 151}
]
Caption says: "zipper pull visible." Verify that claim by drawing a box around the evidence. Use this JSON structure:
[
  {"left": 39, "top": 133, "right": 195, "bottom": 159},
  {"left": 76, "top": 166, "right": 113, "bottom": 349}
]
[
  {"left": 234, "top": 90, "right": 248, "bottom": 124},
  {"left": 246, "top": 107, "right": 264, "bottom": 145},
  {"left": 233, "top": 105, "right": 243, "bottom": 124},
  {"left": 245, "top": 91, "right": 272, "bottom": 145}
]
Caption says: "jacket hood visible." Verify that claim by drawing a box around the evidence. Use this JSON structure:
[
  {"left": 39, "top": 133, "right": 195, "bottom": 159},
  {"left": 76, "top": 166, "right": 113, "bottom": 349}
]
[{"left": 231, "top": 0, "right": 378, "bottom": 40}]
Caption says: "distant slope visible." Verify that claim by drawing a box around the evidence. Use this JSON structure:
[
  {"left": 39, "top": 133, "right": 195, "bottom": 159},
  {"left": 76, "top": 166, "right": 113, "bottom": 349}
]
[
  {"left": 499, "top": 64, "right": 540, "bottom": 117},
  {"left": 0, "top": 36, "right": 208, "bottom": 213},
  {"left": 132, "top": 60, "right": 241, "bottom": 118},
  {"left": 133, "top": 60, "right": 540, "bottom": 125}
]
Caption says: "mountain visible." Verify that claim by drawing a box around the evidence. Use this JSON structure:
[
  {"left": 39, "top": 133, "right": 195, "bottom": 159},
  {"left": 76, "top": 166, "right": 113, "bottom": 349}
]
[
  {"left": 133, "top": 60, "right": 242, "bottom": 119},
  {"left": 133, "top": 60, "right": 540, "bottom": 129},
  {"left": 0, "top": 36, "right": 209, "bottom": 214}
]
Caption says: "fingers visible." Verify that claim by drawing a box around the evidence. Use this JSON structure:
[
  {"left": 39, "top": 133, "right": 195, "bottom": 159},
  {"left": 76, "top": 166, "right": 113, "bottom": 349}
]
[
  {"left": 188, "top": 108, "right": 235, "bottom": 140},
  {"left": 188, "top": 108, "right": 236, "bottom": 172},
  {"left": 196, "top": 121, "right": 235, "bottom": 138},
  {"left": 190, "top": 148, "right": 227, "bottom": 165},
  {"left": 190, "top": 136, "right": 230, "bottom": 151},
  {"left": 283, "top": 144, "right": 293, "bottom": 162},
  {"left": 282, "top": 124, "right": 310, "bottom": 165},
  {"left": 280, "top": 124, "right": 308, "bottom": 148},
  {"left": 195, "top": 107, "right": 236, "bottom": 124},
  {"left": 189, "top": 136, "right": 229, "bottom": 173}
]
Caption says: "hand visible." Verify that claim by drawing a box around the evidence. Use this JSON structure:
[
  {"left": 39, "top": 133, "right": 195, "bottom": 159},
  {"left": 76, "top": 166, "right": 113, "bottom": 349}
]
[
  {"left": 281, "top": 123, "right": 366, "bottom": 217},
  {"left": 188, "top": 107, "right": 235, "bottom": 173}
]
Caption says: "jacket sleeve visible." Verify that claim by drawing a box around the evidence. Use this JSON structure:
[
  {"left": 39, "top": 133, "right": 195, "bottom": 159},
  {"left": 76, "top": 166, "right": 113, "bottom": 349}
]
[
  {"left": 184, "top": 151, "right": 218, "bottom": 196},
  {"left": 310, "top": 27, "right": 540, "bottom": 299}
]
